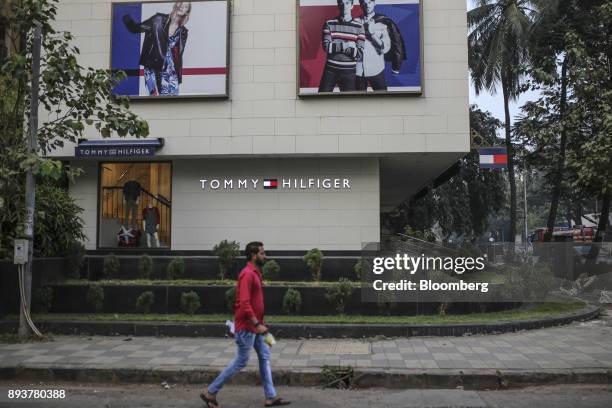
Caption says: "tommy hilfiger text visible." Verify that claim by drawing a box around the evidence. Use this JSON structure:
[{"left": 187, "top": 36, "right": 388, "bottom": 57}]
[{"left": 198, "top": 178, "right": 351, "bottom": 190}]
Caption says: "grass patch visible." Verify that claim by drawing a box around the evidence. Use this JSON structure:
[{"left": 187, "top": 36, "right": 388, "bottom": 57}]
[
  {"left": 4, "top": 300, "right": 586, "bottom": 325},
  {"left": 463, "top": 270, "right": 507, "bottom": 284}
]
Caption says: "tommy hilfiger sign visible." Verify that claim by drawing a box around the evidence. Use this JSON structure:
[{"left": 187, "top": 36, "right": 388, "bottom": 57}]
[
  {"left": 199, "top": 178, "right": 351, "bottom": 190},
  {"left": 75, "top": 146, "right": 155, "bottom": 157}
]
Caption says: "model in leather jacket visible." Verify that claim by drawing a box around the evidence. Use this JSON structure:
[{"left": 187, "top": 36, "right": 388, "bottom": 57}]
[
  {"left": 370, "top": 14, "right": 406, "bottom": 74},
  {"left": 122, "top": 2, "right": 191, "bottom": 95}
]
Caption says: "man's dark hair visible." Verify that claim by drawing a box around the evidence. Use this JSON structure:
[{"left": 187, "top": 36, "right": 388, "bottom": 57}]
[{"left": 245, "top": 241, "right": 263, "bottom": 261}]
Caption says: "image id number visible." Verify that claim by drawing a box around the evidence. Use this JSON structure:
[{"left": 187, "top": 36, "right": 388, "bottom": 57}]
[{"left": 8, "top": 389, "right": 66, "bottom": 399}]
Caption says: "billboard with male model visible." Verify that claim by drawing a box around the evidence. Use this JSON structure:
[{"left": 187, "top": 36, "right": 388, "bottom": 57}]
[
  {"left": 298, "top": 0, "right": 422, "bottom": 96},
  {"left": 111, "top": 0, "right": 229, "bottom": 98}
]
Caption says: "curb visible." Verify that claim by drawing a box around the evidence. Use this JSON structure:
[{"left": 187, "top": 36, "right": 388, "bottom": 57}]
[
  {"left": 0, "top": 365, "right": 610, "bottom": 390},
  {"left": 0, "top": 305, "right": 601, "bottom": 338}
]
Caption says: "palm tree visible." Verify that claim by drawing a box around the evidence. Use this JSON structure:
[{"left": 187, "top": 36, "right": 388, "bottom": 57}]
[{"left": 468, "top": 0, "right": 540, "bottom": 246}]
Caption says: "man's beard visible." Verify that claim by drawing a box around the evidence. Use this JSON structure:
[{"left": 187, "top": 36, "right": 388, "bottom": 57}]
[{"left": 255, "top": 257, "right": 265, "bottom": 267}]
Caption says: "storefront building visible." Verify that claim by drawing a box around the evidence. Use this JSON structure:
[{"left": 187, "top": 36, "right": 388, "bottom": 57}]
[{"left": 48, "top": 0, "right": 469, "bottom": 252}]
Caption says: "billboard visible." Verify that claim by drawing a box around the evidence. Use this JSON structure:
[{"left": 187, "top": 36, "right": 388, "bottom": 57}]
[
  {"left": 298, "top": 0, "right": 422, "bottom": 96},
  {"left": 110, "top": 0, "right": 229, "bottom": 99}
]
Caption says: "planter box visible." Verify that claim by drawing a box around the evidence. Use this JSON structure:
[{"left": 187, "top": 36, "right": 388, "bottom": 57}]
[{"left": 45, "top": 283, "right": 519, "bottom": 316}]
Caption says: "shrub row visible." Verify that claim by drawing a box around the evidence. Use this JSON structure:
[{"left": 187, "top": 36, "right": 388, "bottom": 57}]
[
  {"left": 83, "top": 285, "right": 203, "bottom": 315},
  {"left": 39, "top": 282, "right": 519, "bottom": 316},
  {"left": 92, "top": 247, "right": 345, "bottom": 283},
  {"left": 79, "top": 285, "right": 304, "bottom": 315}
]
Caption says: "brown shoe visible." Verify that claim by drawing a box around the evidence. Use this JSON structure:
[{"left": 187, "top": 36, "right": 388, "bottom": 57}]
[{"left": 265, "top": 397, "right": 291, "bottom": 406}]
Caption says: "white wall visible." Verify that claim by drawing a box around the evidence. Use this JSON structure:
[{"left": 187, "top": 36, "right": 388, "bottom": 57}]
[
  {"left": 172, "top": 157, "right": 380, "bottom": 250},
  {"left": 71, "top": 157, "right": 380, "bottom": 250},
  {"left": 69, "top": 161, "right": 98, "bottom": 249},
  {"left": 50, "top": 0, "right": 470, "bottom": 158}
]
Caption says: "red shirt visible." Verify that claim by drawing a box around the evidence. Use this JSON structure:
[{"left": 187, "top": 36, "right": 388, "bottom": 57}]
[{"left": 234, "top": 262, "right": 265, "bottom": 333}]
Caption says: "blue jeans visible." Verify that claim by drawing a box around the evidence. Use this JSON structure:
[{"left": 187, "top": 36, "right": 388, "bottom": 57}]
[{"left": 208, "top": 330, "right": 276, "bottom": 399}]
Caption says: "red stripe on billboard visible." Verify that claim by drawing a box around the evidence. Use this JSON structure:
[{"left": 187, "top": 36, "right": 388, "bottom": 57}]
[{"left": 137, "top": 67, "right": 227, "bottom": 76}]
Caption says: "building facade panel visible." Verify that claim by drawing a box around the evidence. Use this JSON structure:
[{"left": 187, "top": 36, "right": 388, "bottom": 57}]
[{"left": 50, "top": 0, "right": 469, "bottom": 251}]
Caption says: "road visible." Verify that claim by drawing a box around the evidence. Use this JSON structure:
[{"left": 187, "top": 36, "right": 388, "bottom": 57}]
[{"left": 0, "top": 382, "right": 611, "bottom": 407}]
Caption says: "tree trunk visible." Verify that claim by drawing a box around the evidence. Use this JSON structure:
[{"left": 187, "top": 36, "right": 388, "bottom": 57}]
[
  {"left": 545, "top": 56, "right": 569, "bottom": 241},
  {"left": 574, "top": 202, "right": 582, "bottom": 227},
  {"left": 595, "top": 192, "right": 610, "bottom": 242},
  {"left": 502, "top": 80, "right": 516, "bottom": 246}
]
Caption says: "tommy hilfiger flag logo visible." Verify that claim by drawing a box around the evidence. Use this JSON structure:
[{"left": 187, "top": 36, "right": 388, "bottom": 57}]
[
  {"left": 263, "top": 179, "right": 278, "bottom": 189},
  {"left": 479, "top": 147, "right": 508, "bottom": 169}
]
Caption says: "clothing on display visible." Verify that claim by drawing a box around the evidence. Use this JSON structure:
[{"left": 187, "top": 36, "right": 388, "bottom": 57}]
[
  {"left": 117, "top": 226, "right": 141, "bottom": 247},
  {"left": 142, "top": 205, "right": 161, "bottom": 247},
  {"left": 122, "top": 180, "right": 142, "bottom": 226}
]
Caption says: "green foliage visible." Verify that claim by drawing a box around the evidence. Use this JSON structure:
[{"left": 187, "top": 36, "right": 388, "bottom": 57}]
[
  {"left": 320, "top": 365, "right": 353, "bottom": 389},
  {"left": 303, "top": 248, "right": 324, "bottom": 281},
  {"left": 86, "top": 284, "right": 104, "bottom": 312},
  {"left": 31, "top": 185, "right": 86, "bottom": 258},
  {"left": 212, "top": 240, "right": 240, "bottom": 280},
  {"left": 262, "top": 259, "right": 280, "bottom": 281},
  {"left": 138, "top": 254, "right": 153, "bottom": 280},
  {"left": 402, "top": 226, "right": 437, "bottom": 243},
  {"left": 514, "top": 1, "right": 612, "bottom": 239},
  {"left": 33, "top": 286, "right": 53, "bottom": 313},
  {"left": 353, "top": 258, "right": 363, "bottom": 281},
  {"left": 386, "top": 106, "right": 506, "bottom": 242},
  {"left": 66, "top": 241, "right": 85, "bottom": 279},
  {"left": 282, "top": 288, "right": 302, "bottom": 315},
  {"left": 499, "top": 262, "right": 555, "bottom": 301},
  {"left": 101, "top": 253, "right": 120, "bottom": 278},
  {"left": 225, "top": 286, "right": 236, "bottom": 313},
  {"left": 468, "top": 0, "right": 539, "bottom": 244},
  {"left": 0, "top": 0, "right": 148, "bottom": 259},
  {"left": 180, "top": 291, "right": 200, "bottom": 315},
  {"left": 457, "top": 242, "right": 483, "bottom": 258},
  {"left": 135, "top": 291, "right": 154, "bottom": 314},
  {"left": 325, "top": 278, "right": 353, "bottom": 314},
  {"left": 426, "top": 270, "right": 455, "bottom": 316},
  {"left": 376, "top": 292, "right": 397, "bottom": 315},
  {"left": 166, "top": 257, "right": 185, "bottom": 280}
]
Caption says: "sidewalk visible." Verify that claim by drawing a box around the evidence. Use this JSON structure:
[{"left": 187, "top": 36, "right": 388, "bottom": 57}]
[{"left": 1, "top": 309, "right": 611, "bottom": 388}]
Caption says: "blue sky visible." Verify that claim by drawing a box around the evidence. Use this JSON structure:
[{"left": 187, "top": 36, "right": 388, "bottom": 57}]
[{"left": 469, "top": 82, "right": 540, "bottom": 125}]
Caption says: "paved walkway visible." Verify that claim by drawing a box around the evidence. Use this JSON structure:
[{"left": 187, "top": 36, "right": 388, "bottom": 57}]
[{"left": 1, "top": 310, "right": 611, "bottom": 373}]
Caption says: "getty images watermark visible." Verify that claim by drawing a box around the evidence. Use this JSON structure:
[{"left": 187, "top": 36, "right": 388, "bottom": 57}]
[
  {"left": 358, "top": 241, "right": 567, "bottom": 303},
  {"left": 370, "top": 254, "right": 489, "bottom": 293}
]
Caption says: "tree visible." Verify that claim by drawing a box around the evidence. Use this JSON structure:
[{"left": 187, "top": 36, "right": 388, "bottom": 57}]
[
  {"left": 526, "top": 0, "right": 604, "bottom": 241},
  {"left": 388, "top": 106, "right": 506, "bottom": 243},
  {"left": 564, "top": 2, "right": 612, "bottom": 242},
  {"left": 515, "top": 0, "right": 611, "bottom": 241},
  {"left": 432, "top": 107, "right": 507, "bottom": 242},
  {"left": 0, "top": 0, "right": 149, "bottom": 257},
  {"left": 468, "top": 0, "right": 542, "bottom": 244}
]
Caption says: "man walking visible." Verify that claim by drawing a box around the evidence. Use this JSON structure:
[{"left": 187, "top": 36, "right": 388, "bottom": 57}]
[{"left": 200, "top": 242, "right": 290, "bottom": 408}]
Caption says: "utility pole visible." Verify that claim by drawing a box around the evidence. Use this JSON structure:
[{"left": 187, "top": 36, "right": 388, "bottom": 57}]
[{"left": 18, "top": 18, "right": 42, "bottom": 338}]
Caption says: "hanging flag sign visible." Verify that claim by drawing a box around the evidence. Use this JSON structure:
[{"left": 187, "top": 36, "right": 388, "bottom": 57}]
[{"left": 479, "top": 147, "right": 508, "bottom": 169}]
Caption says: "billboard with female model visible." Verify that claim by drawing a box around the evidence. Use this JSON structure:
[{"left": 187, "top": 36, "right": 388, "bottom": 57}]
[{"left": 111, "top": 0, "right": 229, "bottom": 98}]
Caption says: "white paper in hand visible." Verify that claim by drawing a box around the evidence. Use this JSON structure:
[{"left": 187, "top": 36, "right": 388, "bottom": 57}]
[{"left": 225, "top": 320, "right": 235, "bottom": 336}]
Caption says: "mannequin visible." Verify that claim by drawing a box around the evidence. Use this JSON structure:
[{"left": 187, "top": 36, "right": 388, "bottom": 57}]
[
  {"left": 142, "top": 203, "right": 160, "bottom": 247},
  {"left": 122, "top": 180, "right": 142, "bottom": 227}
]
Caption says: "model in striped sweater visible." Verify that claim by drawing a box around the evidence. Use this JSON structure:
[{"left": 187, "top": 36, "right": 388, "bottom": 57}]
[{"left": 318, "top": 0, "right": 366, "bottom": 92}]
